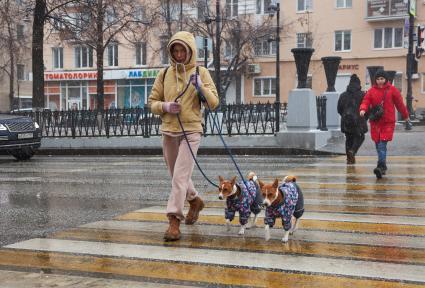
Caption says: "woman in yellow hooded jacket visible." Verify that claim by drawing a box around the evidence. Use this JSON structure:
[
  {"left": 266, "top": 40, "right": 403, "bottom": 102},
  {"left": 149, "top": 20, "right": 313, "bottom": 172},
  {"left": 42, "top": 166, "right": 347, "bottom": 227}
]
[{"left": 148, "top": 31, "right": 219, "bottom": 241}]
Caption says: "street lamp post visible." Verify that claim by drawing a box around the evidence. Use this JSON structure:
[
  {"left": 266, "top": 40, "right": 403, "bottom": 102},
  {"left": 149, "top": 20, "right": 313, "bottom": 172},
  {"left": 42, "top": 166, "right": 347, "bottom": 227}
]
[
  {"left": 406, "top": 0, "right": 415, "bottom": 118},
  {"left": 269, "top": 2, "right": 280, "bottom": 132},
  {"left": 215, "top": 0, "right": 222, "bottom": 106}
]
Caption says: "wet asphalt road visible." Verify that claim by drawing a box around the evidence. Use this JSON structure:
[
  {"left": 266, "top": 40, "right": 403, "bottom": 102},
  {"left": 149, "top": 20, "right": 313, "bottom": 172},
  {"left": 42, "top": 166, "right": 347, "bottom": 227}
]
[{"left": 0, "top": 154, "right": 313, "bottom": 247}]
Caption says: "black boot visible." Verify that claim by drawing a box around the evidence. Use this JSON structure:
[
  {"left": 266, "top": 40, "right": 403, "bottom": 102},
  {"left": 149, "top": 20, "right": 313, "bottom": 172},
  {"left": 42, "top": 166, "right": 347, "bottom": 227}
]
[
  {"left": 381, "top": 163, "right": 387, "bottom": 175},
  {"left": 373, "top": 166, "right": 383, "bottom": 179},
  {"left": 347, "top": 151, "right": 355, "bottom": 165}
]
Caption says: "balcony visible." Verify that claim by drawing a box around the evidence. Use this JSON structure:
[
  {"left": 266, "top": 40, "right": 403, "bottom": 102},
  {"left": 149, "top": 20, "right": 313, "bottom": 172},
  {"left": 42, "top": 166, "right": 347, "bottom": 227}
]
[{"left": 365, "top": 0, "right": 410, "bottom": 21}]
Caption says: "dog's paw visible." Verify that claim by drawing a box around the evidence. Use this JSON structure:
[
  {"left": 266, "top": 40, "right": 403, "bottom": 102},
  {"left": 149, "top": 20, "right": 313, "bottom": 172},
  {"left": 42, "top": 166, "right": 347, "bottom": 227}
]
[
  {"left": 238, "top": 228, "right": 245, "bottom": 235},
  {"left": 264, "top": 225, "right": 271, "bottom": 241},
  {"left": 282, "top": 231, "right": 289, "bottom": 243},
  {"left": 226, "top": 220, "right": 231, "bottom": 231}
]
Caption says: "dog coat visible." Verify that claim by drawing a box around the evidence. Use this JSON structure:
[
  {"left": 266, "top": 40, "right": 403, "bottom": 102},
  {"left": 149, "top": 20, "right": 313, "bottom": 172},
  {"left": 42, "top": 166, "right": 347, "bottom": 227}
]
[
  {"left": 225, "top": 180, "right": 261, "bottom": 225},
  {"left": 264, "top": 182, "right": 299, "bottom": 231}
]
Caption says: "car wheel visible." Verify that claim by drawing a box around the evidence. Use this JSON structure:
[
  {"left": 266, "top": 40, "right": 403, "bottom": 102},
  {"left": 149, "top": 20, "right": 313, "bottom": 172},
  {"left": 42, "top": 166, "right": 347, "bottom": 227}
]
[{"left": 9, "top": 147, "right": 36, "bottom": 161}]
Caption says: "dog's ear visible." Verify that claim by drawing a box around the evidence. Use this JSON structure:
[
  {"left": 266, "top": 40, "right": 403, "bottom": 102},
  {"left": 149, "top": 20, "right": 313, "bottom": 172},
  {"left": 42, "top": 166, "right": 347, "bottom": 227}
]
[
  {"left": 218, "top": 175, "right": 224, "bottom": 183},
  {"left": 273, "top": 179, "right": 279, "bottom": 188},
  {"left": 231, "top": 176, "right": 237, "bottom": 185},
  {"left": 258, "top": 180, "right": 265, "bottom": 188}
]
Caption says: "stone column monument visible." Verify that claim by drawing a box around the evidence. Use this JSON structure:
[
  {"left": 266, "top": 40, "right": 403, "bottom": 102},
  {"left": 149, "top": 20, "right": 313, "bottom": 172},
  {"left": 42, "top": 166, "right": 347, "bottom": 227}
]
[
  {"left": 321, "top": 56, "right": 341, "bottom": 130},
  {"left": 385, "top": 70, "right": 397, "bottom": 84},
  {"left": 367, "top": 66, "right": 384, "bottom": 86},
  {"left": 286, "top": 48, "right": 317, "bottom": 130}
]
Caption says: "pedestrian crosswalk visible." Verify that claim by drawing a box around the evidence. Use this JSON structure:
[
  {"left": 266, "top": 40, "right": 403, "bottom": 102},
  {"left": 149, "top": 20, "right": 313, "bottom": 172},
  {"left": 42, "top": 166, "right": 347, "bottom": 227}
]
[{"left": 1, "top": 155, "right": 425, "bottom": 287}]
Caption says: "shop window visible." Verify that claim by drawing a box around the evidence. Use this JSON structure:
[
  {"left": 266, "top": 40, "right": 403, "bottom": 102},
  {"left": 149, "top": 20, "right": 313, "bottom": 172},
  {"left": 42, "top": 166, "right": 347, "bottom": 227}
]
[
  {"left": 75, "top": 46, "right": 93, "bottom": 68},
  {"left": 197, "top": 0, "right": 208, "bottom": 20},
  {"left": 335, "top": 30, "right": 351, "bottom": 52},
  {"left": 17, "top": 24, "right": 24, "bottom": 39},
  {"left": 394, "top": 72, "right": 402, "bottom": 92},
  {"left": 253, "top": 77, "right": 276, "bottom": 96}
]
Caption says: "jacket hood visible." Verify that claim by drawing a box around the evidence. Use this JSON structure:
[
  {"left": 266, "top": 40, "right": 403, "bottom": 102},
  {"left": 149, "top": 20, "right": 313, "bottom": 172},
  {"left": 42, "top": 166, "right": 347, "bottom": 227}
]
[
  {"left": 346, "top": 74, "right": 362, "bottom": 93},
  {"left": 167, "top": 31, "right": 197, "bottom": 69}
]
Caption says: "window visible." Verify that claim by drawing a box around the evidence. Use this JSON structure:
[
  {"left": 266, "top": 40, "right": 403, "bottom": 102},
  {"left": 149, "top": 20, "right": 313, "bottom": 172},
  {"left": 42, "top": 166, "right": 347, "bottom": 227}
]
[
  {"left": 394, "top": 72, "right": 402, "bottom": 92},
  {"left": 253, "top": 77, "right": 276, "bottom": 96},
  {"left": 336, "top": 0, "right": 351, "bottom": 8},
  {"left": 107, "top": 43, "right": 119, "bottom": 66},
  {"left": 135, "top": 42, "right": 146, "bottom": 66},
  {"left": 296, "top": 33, "right": 313, "bottom": 48},
  {"left": 17, "top": 24, "right": 24, "bottom": 39},
  {"left": 256, "top": 0, "right": 272, "bottom": 14},
  {"left": 374, "top": 27, "right": 403, "bottom": 49},
  {"left": 75, "top": 46, "right": 93, "bottom": 68},
  {"left": 134, "top": 7, "right": 145, "bottom": 21},
  {"left": 226, "top": 0, "right": 238, "bottom": 18},
  {"left": 197, "top": 0, "right": 208, "bottom": 20},
  {"left": 335, "top": 30, "right": 351, "bottom": 51},
  {"left": 224, "top": 42, "right": 235, "bottom": 59},
  {"left": 52, "top": 47, "right": 63, "bottom": 69},
  {"left": 196, "top": 36, "right": 211, "bottom": 61},
  {"left": 254, "top": 38, "right": 276, "bottom": 56},
  {"left": 297, "top": 0, "right": 313, "bottom": 12},
  {"left": 105, "top": 8, "right": 117, "bottom": 24},
  {"left": 17, "top": 64, "right": 25, "bottom": 81},
  {"left": 160, "top": 37, "right": 169, "bottom": 65}
]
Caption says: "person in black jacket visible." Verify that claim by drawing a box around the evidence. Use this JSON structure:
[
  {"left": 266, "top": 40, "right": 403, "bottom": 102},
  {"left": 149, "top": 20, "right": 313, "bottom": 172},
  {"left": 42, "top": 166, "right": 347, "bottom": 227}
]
[{"left": 337, "top": 74, "right": 368, "bottom": 164}]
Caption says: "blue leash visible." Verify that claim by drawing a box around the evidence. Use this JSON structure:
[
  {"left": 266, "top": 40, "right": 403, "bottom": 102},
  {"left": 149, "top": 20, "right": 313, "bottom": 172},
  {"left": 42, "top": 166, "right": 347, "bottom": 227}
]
[{"left": 173, "top": 70, "right": 247, "bottom": 188}]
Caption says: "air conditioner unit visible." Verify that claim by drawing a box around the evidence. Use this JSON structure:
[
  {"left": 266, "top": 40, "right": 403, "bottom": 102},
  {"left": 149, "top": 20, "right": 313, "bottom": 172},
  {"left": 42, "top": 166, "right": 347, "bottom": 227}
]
[{"left": 247, "top": 64, "right": 261, "bottom": 74}]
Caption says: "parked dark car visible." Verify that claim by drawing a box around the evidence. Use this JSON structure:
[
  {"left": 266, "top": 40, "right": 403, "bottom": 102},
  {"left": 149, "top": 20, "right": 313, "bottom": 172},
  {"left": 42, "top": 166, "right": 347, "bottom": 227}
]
[{"left": 0, "top": 113, "right": 42, "bottom": 160}]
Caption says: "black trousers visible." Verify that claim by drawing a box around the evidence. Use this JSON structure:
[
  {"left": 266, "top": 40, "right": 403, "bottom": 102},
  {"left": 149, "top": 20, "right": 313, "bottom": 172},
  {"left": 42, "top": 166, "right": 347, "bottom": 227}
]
[{"left": 345, "top": 133, "right": 365, "bottom": 155}]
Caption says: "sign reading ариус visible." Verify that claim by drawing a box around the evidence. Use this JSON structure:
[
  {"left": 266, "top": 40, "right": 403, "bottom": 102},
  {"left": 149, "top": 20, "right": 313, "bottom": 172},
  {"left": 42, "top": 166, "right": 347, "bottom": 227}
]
[{"left": 44, "top": 69, "right": 160, "bottom": 81}]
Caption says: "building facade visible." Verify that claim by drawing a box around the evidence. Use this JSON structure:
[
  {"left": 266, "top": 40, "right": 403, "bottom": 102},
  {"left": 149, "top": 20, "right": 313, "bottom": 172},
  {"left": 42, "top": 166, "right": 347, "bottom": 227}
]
[{"left": 3, "top": 0, "right": 424, "bottom": 116}]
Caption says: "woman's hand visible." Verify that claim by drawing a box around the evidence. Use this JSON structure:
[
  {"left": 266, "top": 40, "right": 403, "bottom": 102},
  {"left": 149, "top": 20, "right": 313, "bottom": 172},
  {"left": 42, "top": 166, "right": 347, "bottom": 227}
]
[
  {"left": 162, "top": 102, "right": 181, "bottom": 114},
  {"left": 359, "top": 110, "right": 366, "bottom": 117}
]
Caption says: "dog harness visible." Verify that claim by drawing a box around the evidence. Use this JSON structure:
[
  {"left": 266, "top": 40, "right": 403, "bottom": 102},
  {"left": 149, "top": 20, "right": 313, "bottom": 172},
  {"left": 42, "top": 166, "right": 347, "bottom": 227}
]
[
  {"left": 225, "top": 180, "right": 261, "bottom": 225},
  {"left": 264, "top": 182, "right": 299, "bottom": 231}
]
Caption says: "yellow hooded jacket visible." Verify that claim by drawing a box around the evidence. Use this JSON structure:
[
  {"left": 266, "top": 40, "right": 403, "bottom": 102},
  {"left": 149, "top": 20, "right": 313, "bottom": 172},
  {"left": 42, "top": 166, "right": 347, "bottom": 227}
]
[{"left": 148, "top": 31, "right": 219, "bottom": 133}]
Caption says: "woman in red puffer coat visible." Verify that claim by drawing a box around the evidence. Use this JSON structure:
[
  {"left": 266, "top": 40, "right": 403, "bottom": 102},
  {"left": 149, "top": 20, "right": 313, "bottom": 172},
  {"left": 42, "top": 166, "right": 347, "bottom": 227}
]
[{"left": 359, "top": 70, "right": 409, "bottom": 179}]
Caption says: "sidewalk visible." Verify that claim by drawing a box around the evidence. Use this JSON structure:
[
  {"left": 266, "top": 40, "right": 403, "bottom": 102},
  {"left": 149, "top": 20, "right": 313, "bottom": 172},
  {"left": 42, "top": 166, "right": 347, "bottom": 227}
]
[{"left": 37, "top": 124, "right": 425, "bottom": 156}]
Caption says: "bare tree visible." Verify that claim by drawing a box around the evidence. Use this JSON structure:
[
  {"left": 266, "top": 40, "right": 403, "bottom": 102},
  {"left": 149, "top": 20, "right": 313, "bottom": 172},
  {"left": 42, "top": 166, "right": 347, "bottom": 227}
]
[
  {"left": 0, "top": 0, "right": 31, "bottom": 111},
  {"left": 48, "top": 0, "right": 152, "bottom": 110},
  {"left": 182, "top": 1, "right": 276, "bottom": 104}
]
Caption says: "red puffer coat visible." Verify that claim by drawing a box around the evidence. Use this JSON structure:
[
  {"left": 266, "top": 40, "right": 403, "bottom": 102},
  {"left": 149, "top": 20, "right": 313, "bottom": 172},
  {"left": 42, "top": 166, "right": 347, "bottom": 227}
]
[{"left": 359, "top": 83, "right": 409, "bottom": 143}]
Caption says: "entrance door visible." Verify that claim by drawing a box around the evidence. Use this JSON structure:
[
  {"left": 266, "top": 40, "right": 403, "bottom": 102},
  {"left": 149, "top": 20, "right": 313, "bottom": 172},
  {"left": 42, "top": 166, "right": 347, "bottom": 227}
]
[
  {"left": 67, "top": 86, "right": 82, "bottom": 110},
  {"left": 335, "top": 75, "right": 351, "bottom": 93}
]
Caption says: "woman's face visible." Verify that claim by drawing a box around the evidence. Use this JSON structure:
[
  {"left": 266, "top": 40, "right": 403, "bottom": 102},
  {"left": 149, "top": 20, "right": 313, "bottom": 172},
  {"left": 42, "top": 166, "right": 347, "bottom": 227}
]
[
  {"left": 375, "top": 77, "right": 386, "bottom": 87},
  {"left": 171, "top": 44, "right": 187, "bottom": 63}
]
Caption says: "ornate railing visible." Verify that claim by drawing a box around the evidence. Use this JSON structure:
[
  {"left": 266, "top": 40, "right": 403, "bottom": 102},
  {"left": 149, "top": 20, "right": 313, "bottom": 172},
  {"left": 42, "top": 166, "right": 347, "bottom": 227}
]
[{"left": 17, "top": 103, "right": 283, "bottom": 138}]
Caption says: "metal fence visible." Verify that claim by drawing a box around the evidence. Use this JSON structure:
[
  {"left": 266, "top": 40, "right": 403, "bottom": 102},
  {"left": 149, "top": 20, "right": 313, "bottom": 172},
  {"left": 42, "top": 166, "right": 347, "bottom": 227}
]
[{"left": 18, "top": 103, "right": 282, "bottom": 138}]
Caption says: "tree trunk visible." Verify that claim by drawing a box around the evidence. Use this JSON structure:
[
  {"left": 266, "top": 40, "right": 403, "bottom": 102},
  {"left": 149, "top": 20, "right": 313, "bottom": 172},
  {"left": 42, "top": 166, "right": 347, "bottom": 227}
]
[
  {"left": 96, "top": 0, "right": 105, "bottom": 110},
  {"left": 7, "top": 16, "right": 15, "bottom": 111},
  {"left": 32, "top": 0, "right": 46, "bottom": 110}
]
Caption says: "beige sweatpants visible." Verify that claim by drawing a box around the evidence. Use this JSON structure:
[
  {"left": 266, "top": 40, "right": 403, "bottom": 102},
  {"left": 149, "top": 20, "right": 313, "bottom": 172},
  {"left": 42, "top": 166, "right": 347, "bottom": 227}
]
[{"left": 162, "top": 132, "right": 202, "bottom": 220}]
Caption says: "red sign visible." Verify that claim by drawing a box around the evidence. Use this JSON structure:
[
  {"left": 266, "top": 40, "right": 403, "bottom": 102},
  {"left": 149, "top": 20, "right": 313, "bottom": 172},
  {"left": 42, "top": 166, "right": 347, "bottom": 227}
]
[
  {"left": 339, "top": 64, "right": 359, "bottom": 70},
  {"left": 44, "top": 71, "right": 98, "bottom": 81}
]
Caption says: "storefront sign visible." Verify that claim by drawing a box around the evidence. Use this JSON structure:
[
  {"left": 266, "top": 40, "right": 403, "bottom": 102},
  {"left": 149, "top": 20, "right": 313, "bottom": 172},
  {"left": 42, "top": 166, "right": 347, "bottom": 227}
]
[
  {"left": 128, "top": 70, "right": 159, "bottom": 78},
  {"left": 339, "top": 64, "right": 359, "bottom": 70},
  {"left": 44, "top": 71, "right": 98, "bottom": 81},
  {"left": 367, "top": 0, "right": 409, "bottom": 19},
  {"left": 45, "top": 69, "right": 160, "bottom": 81}
]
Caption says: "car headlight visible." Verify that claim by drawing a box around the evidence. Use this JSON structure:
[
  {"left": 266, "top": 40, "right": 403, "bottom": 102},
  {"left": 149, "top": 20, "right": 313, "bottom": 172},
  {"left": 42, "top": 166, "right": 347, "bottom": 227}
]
[
  {"left": 34, "top": 122, "right": 39, "bottom": 129},
  {"left": 0, "top": 124, "right": 7, "bottom": 131}
]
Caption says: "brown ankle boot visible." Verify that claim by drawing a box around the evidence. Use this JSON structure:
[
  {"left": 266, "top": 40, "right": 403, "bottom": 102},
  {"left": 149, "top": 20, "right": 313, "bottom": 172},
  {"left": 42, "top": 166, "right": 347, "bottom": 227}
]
[
  {"left": 164, "top": 215, "right": 181, "bottom": 241},
  {"left": 185, "top": 197, "right": 205, "bottom": 225}
]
